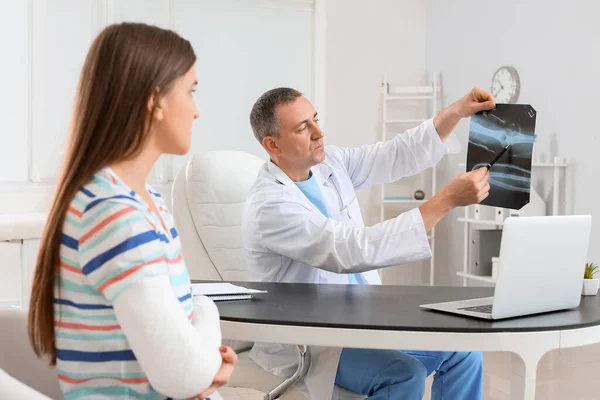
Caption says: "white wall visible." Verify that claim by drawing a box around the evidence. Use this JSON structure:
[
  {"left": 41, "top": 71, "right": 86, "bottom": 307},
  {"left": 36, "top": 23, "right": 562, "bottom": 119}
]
[
  {"left": 324, "top": 0, "right": 428, "bottom": 284},
  {"left": 0, "top": 0, "right": 314, "bottom": 212},
  {"left": 170, "top": 0, "right": 314, "bottom": 178},
  {"left": 426, "top": 0, "right": 600, "bottom": 285},
  {"left": 0, "top": 1, "right": 29, "bottom": 183},
  {"left": 10, "top": 1, "right": 592, "bottom": 289}
]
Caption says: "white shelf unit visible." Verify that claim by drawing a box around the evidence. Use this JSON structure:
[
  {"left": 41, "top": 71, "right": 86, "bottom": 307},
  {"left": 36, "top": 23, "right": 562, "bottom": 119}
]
[
  {"left": 379, "top": 72, "right": 441, "bottom": 286},
  {"left": 457, "top": 157, "right": 568, "bottom": 285},
  {"left": 383, "top": 199, "right": 426, "bottom": 205},
  {"left": 456, "top": 272, "right": 497, "bottom": 284}
]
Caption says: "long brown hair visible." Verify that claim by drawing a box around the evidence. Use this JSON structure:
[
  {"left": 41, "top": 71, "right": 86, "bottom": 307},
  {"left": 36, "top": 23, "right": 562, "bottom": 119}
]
[{"left": 28, "top": 22, "right": 196, "bottom": 364}]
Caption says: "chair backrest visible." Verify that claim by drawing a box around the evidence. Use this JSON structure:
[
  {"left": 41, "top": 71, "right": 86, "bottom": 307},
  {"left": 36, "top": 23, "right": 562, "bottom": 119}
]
[
  {"left": 0, "top": 309, "right": 62, "bottom": 399},
  {"left": 172, "top": 151, "right": 265, "bottom": 281}
]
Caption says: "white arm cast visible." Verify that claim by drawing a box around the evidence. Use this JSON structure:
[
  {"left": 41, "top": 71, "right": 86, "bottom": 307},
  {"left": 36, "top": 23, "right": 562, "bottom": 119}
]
[{"left": 113, "top": 274, "right": 222, "bottom": 399}]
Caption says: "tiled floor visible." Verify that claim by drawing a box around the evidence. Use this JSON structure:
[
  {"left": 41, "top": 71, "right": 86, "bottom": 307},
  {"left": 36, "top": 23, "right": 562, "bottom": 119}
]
[
  {"left": 220, "top": 387, "right": 265, "bottom": 400},
  {"left": 423, "top": 344, "right": 600, "bottom": 399}
]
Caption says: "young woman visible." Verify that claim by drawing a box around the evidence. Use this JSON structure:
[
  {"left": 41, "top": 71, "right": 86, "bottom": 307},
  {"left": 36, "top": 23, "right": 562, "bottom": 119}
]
[{"left": 28, "top": 22, "right": 236, "bottom": 400}]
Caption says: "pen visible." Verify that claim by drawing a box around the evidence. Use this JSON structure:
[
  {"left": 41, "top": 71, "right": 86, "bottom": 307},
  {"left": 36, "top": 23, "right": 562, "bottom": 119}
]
[{"left": 486, "top": 144, "right": 511, "bottom": 170}]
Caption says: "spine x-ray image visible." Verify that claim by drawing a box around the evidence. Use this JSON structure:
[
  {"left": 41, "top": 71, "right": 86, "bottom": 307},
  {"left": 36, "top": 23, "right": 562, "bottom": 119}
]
[{"left": 466, "top": 104, "right": 536, "bottom": 210}]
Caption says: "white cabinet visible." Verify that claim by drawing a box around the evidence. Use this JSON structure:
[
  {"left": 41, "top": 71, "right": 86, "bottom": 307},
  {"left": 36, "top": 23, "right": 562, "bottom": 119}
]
[
  {"left": 0, "top": 242, "right": 21, "bottom": 308},
  {"left": 0, "top": 239, "right": 41, "bottom": 310},
  {"left": 0, "top": 213, "right": 46, "bottom": 310}
]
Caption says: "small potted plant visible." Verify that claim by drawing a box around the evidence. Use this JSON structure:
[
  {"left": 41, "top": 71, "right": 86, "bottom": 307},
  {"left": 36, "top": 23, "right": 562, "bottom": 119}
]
[{"left": 582, "top": 262, "right": 599, "bottom": 296}]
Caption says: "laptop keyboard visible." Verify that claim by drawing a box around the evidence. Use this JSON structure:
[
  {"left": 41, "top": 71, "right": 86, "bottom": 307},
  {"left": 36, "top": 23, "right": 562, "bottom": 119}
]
[{"left": 458, "top": 304, "right": 493, "bottom": 314}]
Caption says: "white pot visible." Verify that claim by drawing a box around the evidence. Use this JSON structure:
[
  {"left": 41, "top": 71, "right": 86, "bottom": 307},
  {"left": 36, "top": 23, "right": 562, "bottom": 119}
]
[{"left": 582, "top": 279, "right": 599, "bottom": 296}]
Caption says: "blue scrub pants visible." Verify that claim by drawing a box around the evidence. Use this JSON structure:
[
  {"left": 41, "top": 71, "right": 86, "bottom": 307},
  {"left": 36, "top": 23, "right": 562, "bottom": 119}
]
[{"left": 335, "top": 348, "right": 482, "bottom": 399}]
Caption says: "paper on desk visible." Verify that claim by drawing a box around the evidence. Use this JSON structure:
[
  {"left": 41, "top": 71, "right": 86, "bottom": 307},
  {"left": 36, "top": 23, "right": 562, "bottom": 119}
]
[{"left": 191, "top": 282, "right": 267, "bottom": 296}]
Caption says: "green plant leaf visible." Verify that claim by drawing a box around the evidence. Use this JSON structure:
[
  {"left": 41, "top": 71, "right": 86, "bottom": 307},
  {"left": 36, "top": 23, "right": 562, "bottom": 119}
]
[{"left": 584, "top": 262, "right": 599, "bottom": 279}]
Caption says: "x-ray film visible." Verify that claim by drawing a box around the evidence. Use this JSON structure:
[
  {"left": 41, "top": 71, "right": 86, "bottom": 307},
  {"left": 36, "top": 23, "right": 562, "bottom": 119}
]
[{"left": 466, "top": 104, "right": 536, "bottom": 210}]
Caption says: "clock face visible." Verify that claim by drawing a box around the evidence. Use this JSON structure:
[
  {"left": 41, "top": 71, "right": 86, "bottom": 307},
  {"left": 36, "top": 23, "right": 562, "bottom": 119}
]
[{"left": 491, "top": 66, "right": 520, "bottom": 104}]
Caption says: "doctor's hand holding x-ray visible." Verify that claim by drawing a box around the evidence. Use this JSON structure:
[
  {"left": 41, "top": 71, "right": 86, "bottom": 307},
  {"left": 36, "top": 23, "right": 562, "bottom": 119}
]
[
  {"left": 418, "top": 87, "right": 495, "bottom": 231},
  {"left": 242, "top": 86, "right": 495, "bottom": 400}
]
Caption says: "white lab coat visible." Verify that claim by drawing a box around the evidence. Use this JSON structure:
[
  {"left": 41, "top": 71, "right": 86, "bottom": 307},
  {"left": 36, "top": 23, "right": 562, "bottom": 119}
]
[{"left": 241, "top": 118, "right": 460, "bottom": 400}]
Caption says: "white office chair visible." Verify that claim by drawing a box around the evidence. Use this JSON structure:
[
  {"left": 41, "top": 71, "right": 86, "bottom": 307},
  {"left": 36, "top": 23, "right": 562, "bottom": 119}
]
[
  {"left": 172, "top": 151, "right": 365, "bottom": 400},
  {"left": 0, "top": 309, "right": 62, "bottom": 399},
  {"left": 0, "top": 308, "right": 266, "bottom": 400},
  {"left": 0, "top": 369, "right": 53, "bottom": 400}
]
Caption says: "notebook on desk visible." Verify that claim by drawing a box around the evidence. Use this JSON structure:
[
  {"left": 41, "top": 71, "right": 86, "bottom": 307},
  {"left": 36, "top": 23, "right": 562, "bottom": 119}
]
[{"left": 191, "top": 282, "right": 267, "bottom": 302}]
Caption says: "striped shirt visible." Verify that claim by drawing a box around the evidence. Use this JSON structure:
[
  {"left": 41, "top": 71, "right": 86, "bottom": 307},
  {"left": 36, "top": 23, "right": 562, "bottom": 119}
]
[{"left": 55, "top": 167, "right": 195, "bottom": 400}]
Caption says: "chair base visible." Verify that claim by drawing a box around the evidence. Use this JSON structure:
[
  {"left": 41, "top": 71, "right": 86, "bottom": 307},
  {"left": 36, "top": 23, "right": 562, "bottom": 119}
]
[{"left": 228, "top": 351, "right": 366, "bottom": 400}]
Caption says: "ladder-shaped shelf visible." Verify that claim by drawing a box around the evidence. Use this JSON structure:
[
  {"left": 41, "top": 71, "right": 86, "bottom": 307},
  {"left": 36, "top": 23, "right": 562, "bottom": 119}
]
[{"left": 379, "top": 72, "right": 441, "bottom": 286}]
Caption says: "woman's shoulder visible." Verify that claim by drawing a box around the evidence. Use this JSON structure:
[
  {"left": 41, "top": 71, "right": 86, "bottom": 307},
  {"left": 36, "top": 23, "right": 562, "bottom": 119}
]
[
  {"left": 71, "top": 181, "right": 138, "bottom": 216},
  {"left": 67, "top": 171, "right": 151, "bottom": 233}
]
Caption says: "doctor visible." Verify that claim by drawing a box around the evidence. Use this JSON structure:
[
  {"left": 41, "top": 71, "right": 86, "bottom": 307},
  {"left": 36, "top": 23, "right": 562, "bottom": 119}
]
[{"left": 242, "top": 87, "right": 495, "bottom": 400}]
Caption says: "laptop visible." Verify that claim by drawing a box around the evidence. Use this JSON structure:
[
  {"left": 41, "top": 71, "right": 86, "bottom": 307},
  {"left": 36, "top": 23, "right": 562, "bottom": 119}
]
[{"left": 420, "top": 215, "right": 592, "bottom": 320}]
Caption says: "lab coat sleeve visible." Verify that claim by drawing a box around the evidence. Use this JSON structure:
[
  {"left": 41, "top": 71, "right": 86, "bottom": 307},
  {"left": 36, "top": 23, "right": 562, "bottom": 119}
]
[
  {"left": 257, "top": 200, "right": 431, "bottom": 273},
  {"left": 335, "top": 118, "right": 461, "bottom": 191}
]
